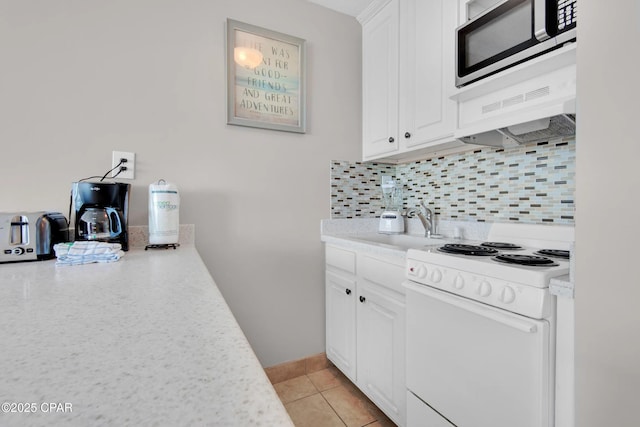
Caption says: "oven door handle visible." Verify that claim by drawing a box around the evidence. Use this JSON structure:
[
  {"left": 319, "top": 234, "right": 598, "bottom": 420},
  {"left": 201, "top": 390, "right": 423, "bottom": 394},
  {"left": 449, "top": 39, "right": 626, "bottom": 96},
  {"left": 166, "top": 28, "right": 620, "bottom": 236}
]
[{"left": 403, "top": 281, "right": 539, "bottom": 333}]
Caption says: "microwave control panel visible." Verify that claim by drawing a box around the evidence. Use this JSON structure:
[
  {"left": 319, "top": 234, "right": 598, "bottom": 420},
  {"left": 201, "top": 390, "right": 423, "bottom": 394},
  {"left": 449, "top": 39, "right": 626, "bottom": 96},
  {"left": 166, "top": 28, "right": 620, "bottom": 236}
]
[{"left": 557, "top": 0, "right": 577, "bottom": 31}]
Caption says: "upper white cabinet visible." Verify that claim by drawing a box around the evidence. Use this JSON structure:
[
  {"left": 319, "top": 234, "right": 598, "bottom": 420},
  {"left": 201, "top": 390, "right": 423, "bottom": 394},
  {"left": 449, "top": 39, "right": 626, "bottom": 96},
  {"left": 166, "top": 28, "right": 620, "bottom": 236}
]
[
  {"left": 361, "top": 0, "right": 400, "bottom": 159},
  {"left": 399, "top": 0, "right": 458, "bottom": 151},
  {"left": 360, "top": 0, "right": 464, "bottom": 163}
]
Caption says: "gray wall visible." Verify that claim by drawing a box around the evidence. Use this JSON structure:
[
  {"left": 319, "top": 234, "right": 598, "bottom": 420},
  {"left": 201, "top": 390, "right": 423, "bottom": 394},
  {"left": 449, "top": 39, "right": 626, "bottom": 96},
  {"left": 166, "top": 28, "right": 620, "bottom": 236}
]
[
  {"left": 575, "top": 0, "right": 640, "bottom": 425},
  {"left": 0, "top": 0, "right": 362, "bottom": 367}
]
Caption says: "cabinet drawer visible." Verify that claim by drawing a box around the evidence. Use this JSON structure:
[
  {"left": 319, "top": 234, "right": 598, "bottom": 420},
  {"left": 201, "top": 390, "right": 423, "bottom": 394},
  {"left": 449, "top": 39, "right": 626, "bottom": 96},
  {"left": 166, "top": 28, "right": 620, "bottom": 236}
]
[
  {"left": 360, "top": 255, "right": 405, "bottom": 294},
  {"left": 326, "top": 246, "right": 356, "bottom": 274}
]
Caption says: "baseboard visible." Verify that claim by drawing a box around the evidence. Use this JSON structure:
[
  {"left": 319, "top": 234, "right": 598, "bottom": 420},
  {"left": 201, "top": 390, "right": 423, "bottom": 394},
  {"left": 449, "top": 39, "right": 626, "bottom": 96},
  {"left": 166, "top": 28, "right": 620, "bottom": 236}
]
[{"left": 264, "top": 352, "right": 331, "bottom": 384}]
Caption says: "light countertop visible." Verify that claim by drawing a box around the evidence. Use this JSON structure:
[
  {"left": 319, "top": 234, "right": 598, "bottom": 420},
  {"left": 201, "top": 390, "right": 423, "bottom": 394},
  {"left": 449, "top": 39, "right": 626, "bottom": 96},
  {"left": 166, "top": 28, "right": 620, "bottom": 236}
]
[
  {"left": 0, "top": 246, "right": 293, "bottom": 427},
  {"left": 550, "top": 274, "right": 574, "bottom": 298},
  {"left": 320, "top": 218, "right": 491, "bottom": 260},
  {"left": 322, "top": 218, "right": 575, "bottom": 298}
]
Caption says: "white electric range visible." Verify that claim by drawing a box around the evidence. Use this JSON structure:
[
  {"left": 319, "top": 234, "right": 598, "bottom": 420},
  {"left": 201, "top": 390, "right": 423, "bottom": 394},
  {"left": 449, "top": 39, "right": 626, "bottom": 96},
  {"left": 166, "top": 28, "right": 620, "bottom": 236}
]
[{"left": 403, "top": 222, "right": 573, "bottom": 427}]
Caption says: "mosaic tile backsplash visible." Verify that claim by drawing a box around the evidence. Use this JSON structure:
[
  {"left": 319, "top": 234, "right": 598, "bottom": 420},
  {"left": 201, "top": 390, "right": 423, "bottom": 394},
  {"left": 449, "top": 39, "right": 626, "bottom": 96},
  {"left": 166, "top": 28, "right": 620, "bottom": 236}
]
[{"left": 331, "top": 140, "right": 575, "bottom": 224}]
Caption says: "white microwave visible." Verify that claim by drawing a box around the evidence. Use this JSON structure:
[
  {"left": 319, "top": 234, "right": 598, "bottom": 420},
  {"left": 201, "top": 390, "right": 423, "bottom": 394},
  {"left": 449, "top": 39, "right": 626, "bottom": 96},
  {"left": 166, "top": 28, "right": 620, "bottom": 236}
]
[{"left": 456, "top": 0, "right": 577, "bottom": 87}]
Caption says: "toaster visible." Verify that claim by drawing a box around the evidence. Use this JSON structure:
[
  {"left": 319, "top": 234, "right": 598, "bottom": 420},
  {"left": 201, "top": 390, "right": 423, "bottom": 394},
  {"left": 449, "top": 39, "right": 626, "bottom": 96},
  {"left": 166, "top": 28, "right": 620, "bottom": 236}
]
[{"left": 0, "top": 212, "right": 69, "bottom": 263}]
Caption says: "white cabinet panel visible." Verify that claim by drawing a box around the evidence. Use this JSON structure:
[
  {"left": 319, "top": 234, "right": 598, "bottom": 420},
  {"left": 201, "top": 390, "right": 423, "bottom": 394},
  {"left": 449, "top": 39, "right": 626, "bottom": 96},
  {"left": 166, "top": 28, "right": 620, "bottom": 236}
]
[
  {"left": 400, "top": 0, "right": 457, "bottom": 149},
  {"left": 325, "top": 245, "right": 407, "bottom": 425},
  {"left": 361, "top": 0, "right": 462, "bottom": 162},
  {"left": 326, "top": 245, "right": 357, "bottom": 274},
  {"left": 361, "top": 254, "right": 406, "bottom": 295},
  {"left": 362, "top": 0, "right": 399, "bottom": 158},
  {"left": 357, "top": 283, "right": 406, "bottom": 426},
  {"left": 326, "top": 270, "right": 357, "bottom": 382}
]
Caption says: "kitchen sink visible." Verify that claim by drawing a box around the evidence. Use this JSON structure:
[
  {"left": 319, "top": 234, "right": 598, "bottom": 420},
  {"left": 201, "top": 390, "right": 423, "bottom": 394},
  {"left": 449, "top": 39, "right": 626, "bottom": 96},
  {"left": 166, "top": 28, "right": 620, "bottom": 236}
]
[{"left": 345, "top": 233, "right": 449, "bottom": 250}]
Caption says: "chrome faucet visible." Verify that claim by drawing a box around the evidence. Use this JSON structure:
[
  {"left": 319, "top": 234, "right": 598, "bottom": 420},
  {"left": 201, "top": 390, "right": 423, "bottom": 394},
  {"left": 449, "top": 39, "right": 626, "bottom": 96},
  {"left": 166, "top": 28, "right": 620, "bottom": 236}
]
[{"left": 408, "top": 201, "right": 436, "bottom": 238}]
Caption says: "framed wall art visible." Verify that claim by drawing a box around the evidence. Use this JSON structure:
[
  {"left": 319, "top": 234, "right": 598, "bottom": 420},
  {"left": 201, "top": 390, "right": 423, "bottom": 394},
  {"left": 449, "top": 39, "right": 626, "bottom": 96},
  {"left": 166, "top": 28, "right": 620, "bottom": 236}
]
[{"left": 226, "top": 19, "right": 306, "bottom": 133}]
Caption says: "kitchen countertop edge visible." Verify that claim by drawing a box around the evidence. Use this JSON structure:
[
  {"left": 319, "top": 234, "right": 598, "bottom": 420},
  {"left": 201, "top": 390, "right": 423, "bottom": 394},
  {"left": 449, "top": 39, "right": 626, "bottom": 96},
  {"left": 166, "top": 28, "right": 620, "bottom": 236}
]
[
  {"left": 321, "top": 233, "right": 408, "bottom": 260},
  {"left": 0, "top": 246, "right": 293, "bottom": 427},
  {"left": 550, "top": 274, "right": 574, "bottom": 299}
]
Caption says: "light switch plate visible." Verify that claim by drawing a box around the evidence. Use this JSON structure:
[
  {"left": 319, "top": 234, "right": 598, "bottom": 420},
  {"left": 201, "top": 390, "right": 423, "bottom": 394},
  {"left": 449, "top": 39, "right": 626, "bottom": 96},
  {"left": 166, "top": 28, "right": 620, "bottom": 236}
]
[{"left": 112, "top": 151, "right": 135, "bottom": 179}]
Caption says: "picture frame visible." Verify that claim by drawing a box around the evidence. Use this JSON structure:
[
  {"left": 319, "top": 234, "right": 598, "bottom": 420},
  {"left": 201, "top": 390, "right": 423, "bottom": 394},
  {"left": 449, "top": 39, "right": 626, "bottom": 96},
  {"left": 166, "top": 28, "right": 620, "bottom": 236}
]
[{"left": 226, "top": 19, "right": 306, "bottom": 134}]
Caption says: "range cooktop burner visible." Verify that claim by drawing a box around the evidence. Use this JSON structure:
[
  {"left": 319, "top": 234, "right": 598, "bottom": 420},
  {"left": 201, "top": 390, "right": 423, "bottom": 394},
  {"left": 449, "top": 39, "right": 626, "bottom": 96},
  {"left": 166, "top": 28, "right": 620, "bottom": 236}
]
[
  {"left": 438, "top": 244, "right": 498, "bottom": 256},
  {"left": 480, "top": 242, "right": 523, "bottom": 250},
  {"left": 492, "top": 254, "right": 559, "bottom": 267},
  {"left": 535, "top": 249, "right": 570, "bottom": 259}
]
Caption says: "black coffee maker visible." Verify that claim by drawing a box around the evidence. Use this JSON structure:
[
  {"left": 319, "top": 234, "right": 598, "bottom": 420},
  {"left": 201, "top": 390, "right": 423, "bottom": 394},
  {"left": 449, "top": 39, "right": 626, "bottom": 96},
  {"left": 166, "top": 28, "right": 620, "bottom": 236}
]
[{"left": 72, "top": 182, "right": 131, "bottom": 251}]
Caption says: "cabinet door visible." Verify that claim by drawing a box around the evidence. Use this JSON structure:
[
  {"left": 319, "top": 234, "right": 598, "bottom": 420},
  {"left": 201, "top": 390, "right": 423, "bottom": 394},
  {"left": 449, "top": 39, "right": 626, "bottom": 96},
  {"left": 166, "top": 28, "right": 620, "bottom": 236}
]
[
  {"left": 357, "top": 285, "right": 406, "bottom": 426},
  {"left": 362, "top": 0, "right": 399, "bottom": 159},
  {"left": 399, "top": 0, "right": 457, "bottom": 148},
  {"left": 326, "top": 271, "right": 357, "bottom": 382}
]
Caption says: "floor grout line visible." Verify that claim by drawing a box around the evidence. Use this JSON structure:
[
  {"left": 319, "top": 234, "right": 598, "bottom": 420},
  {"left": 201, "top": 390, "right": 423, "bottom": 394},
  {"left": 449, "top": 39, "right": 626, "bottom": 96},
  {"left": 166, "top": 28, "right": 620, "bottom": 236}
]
[
  {"left": 276, "top": 379, "right": 318, "bottom": 406},
  {"left": 307, "top": 371, "right": 351, "bottom": 427},
  {"left": 318, "top": 385, "right": 348, "bottom": 427},
  {"left": 277, "top": 369, "right": 395, "bottom": 427}
]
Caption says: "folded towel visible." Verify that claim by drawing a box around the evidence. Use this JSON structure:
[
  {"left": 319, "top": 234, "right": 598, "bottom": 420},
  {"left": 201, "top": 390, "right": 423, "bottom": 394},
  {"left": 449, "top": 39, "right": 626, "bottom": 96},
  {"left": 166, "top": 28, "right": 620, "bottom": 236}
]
[{"left": 54, "top": 241, "right": 124, "bottom": 266}]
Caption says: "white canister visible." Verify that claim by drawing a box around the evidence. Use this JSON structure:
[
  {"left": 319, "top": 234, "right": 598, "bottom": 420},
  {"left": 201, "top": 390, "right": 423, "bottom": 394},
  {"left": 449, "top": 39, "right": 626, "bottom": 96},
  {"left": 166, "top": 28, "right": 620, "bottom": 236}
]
[{"left": 148, "top": 179, "right": 180, "bottom": 245}]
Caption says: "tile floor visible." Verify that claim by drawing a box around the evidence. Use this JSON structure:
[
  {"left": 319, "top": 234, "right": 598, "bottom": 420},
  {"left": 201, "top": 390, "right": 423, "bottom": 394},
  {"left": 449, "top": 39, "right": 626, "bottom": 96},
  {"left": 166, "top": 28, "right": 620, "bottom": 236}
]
[{"left": 273, "top": 365, "right": 397, "bottom": 427}]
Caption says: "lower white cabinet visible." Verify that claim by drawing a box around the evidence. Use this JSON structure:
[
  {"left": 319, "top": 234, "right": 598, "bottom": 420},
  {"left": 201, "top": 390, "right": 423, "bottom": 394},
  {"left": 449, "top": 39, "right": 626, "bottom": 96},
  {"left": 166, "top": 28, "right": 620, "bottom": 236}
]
[
  {"left": 358, "top": 274, "right": 406, "bottom": 425},
  {"left": 326, "top": 270, "right": 357, "bottom": 382},
  {"left": 325, "top": 245, "right": 406, "bottom": 426}
]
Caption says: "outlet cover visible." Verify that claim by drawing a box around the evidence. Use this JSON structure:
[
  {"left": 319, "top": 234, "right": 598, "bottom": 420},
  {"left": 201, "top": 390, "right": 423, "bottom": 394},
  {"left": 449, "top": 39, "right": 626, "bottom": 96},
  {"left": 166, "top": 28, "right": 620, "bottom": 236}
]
[{"left": 112, "top": 151, "right": 135, "bottom": 179}]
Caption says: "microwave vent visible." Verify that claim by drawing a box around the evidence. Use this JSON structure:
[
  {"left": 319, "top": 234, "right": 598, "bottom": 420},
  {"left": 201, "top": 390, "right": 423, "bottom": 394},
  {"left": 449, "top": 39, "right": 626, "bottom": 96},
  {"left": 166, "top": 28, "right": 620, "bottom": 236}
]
[
  {"left": 458, "top": 114, "right": 576, "bottom": 148},
  {"left": 498, "top": 114, "right": 576, "bottom": 144},
  {"left": 502, "top": 94, "right": 524, "bottom": 108},
  {"left": 482, "top": 101, "right": 501, "bottom": 114},
  {"left": 481, "top": 85, "right": 552, "bottom": 115},
  {"left": 525, "top": 86, "right": 551, "bottom": 101}
]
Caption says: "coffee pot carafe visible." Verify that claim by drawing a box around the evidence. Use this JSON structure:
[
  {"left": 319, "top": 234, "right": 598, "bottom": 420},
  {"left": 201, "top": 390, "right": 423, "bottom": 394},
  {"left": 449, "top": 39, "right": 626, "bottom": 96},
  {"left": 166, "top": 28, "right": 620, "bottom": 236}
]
[{"left": 77, "top": 207, "right": 123, "bottom": 240}]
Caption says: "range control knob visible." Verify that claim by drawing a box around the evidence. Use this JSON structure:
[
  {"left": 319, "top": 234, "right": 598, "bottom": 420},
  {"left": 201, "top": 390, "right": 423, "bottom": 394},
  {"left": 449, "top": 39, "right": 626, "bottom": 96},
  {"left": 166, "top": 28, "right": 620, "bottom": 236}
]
[
  {"left": 430, "top": 269, "right": 442, "bottom": 283},
  {"left": 478, "top": 281, "right": 492, "bottom": 297},
  {"left": 416, "top": 265, "right": 428, "bottom": 279},
  {"left": 453, "top": 275, "right": 465, "bottom": 289},
  {"left": 500, "top": 286, "right": 516, "bottom": 304}
]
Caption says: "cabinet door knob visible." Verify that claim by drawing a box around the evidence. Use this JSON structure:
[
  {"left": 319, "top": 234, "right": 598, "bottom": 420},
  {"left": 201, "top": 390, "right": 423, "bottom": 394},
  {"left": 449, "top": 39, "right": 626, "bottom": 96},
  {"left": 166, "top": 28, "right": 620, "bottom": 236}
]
[
  {"left": 345, "top": 288, "right": 351, "bottom": 295},
  {"left": 359, "top": 296, "right": 366, "bottom": 303},
  {"left": 404, "top": 132, "right": 411, "bottom": 138},
  {"left": 388, "top": 137, "right": 395, "bottom": 143}
]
